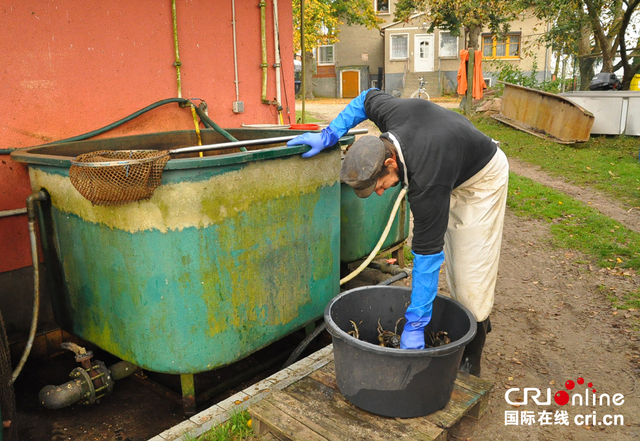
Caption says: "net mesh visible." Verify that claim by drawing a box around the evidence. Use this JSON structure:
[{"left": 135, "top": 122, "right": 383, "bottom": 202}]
[{"left": 69, "top": 150, "right": 170, "bottom": 205}]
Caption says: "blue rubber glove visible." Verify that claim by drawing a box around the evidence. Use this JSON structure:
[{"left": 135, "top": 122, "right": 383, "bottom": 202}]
[
  {"left": 287, "top": 88, "right": 376, "bottom": 158},
  {"left": 287, "top": 128, "right": 340, "bottom": 158},
  {"left": 400, "top": 250, "right": 445, "bottom": 350}
]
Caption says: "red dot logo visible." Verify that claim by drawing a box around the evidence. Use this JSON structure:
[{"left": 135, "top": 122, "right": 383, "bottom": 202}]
[
  {"left": 565, "top": 380, "right": 575, "bottom": 390},
  {"left": 588, "top": 382, "right": 593, "bottom": 388},
  {"left": 577, "top": 377, "right": 584, "bottom": 385},
  {"left": 554, "top": 390, "right": 570, "bottom": 405}
]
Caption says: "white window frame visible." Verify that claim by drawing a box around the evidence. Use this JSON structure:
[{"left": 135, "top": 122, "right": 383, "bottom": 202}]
[
  {"left": 375, "top": 0, "right": 390, "bottom": 14},
  {"left": 389, "top": 33, "right": 409, "bottom": 60},
  {"left": 439, "top": 31, "right": 458, "bottom": 58},
  {"left": 318, "top": 45, "right": 335, "bottom": 66}
]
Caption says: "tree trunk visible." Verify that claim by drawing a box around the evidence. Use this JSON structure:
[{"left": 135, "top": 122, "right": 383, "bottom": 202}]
[
  {"left": 577, "top": 24, "right": 595, "bottom": 90},
  {"left": 304, "top": 51, "right": 315, "bottom": 100},
  {"left": 584, "top": 0, "right": 614, "bottom": 73},
  {"left": 617, "top": 0, "right": 640, "bottom": 90},
  {"left": 578, "top": 57, "right": 596, "bottom": 90},
  {"left": 620, "top": 63, "right": 640, "bottom": 90},
  {"left": 466, "top": 25, "right": 482, "bottom": 50},
  {"left": 553, "top": 52, "right": 560, "bottom": 78}
]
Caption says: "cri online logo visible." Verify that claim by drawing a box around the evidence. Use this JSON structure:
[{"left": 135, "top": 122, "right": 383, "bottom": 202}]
[
  {"left": 505, "top": 377, "right": 625, "bottom": 407},
  {"left": 555, "top": 377, "right": 594, "bottom": 405}
]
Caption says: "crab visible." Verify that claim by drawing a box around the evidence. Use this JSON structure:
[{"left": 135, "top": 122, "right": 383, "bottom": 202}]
[
  {"left": 426, "top": 330, "right": 451, "bottom": 348},
  {"left": 347, "top": 320, "right": 361, "bottom": 340},
  {"left": 377, "top": 317, "right": 405, "bottom": 348}
]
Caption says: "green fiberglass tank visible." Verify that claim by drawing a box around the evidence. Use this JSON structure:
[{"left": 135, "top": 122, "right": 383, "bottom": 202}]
[
  {"left": 12, "top": 129, "right": 345, "bottom": 375},
  {"left": 340, "top": 183, "right": 409, "bottom": 263}
]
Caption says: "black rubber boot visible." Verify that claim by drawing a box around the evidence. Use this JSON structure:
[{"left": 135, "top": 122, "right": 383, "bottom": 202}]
[{"left": 459, "top": 317, "right": 492, "bottom": 377}]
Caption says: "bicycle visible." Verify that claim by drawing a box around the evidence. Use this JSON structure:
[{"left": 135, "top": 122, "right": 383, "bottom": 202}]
[{"left": 410, "top": 77, "right": 430, "bottom": 101}]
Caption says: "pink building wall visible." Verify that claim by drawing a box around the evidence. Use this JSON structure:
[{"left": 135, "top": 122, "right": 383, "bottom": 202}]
[{"left": 0, "top": 0, "right": 296, "bottom": 273}]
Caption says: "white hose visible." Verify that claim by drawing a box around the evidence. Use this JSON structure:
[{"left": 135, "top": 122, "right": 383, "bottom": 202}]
[{"left": 340, "top": 186, "right": 408, "bottom": 285}]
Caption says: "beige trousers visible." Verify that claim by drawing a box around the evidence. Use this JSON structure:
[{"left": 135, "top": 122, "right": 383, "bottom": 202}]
[{"left": 444, "top": 147, "right": 509, "bottom": 321}]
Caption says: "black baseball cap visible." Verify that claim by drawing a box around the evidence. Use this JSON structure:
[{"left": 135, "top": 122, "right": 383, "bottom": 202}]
[{"left": 340, "top": 135, "right": 385, "bottom": 198}]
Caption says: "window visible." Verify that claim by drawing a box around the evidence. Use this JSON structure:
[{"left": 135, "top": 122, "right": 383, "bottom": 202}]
[
  {"left": 375, "top": 0, "right": 389, "bottom": 13},
  {"left": 390, "top": 34, "right": 408, "bottom": 60},
  {"left": 482, "top": 33, "right": 520, "bottom": 59},
  {"left": 439, "top": 31, "right": 458, "bottom": 58},
  {"left": 318, "top": 45, "right": 334, "bottom": 65}
]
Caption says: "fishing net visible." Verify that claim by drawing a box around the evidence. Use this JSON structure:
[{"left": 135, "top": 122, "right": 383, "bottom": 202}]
[{"left": 69, "top": 150, "right": 170, "bottom": 205}]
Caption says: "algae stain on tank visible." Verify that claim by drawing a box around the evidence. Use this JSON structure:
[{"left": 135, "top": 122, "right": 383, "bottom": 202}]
[{"left": 197, "top": 165, "right": 326, "bottom": 338}]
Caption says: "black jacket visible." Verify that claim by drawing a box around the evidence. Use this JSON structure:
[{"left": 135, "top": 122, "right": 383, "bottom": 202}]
[{"left": 364, "top": 90, "right": 497, "bottom": 255}]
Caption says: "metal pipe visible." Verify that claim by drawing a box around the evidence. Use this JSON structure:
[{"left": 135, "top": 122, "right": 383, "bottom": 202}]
[
  {"left": 11, "top": 190, "right": 48, "bottom": 384},
  {"left": 39, "top": 380, "right": 87, "bottom": 410},
  {"left": 272, "top": 0, "right": 283, "bottom": 123},
  {"left": 259, "top": 0, "right": 269, "bottom": 104},
  {"left": 368, "top": 260, "right": 410, "bottom": 276},
  {"left": 232, "top": 0, "right": 240, "bottom": 103},
  {"left": 39, "top": 359, "right": 136, "bottom": 410},
  {"left": 300, "top": 0, "right": 306, "bottom": 121},
  {"left": 0, "top": 208, "right": 27, "bottom": 218},
  {"left": 109, "top": 360, "right": 138, "bottom": 382},
  {"left": 171, "top": 128, "right": 368, "bottom": 154},
  {"left": 172, "top": 0, "right": 183, "bottom": 98}
]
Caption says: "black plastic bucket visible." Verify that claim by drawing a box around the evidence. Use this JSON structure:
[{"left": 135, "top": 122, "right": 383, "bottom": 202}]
[{"left": 324, "top": 285, "right": 477, "bottom": 418}]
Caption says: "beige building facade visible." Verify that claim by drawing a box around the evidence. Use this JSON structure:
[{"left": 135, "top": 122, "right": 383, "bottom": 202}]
[{"left": 312, "top": 2, "right": 550, "bottom": 99}]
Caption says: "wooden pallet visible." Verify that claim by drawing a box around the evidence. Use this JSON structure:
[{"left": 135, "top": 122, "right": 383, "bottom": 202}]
[{"left": 249, "top": 360, "right": 493, "bottom": 441}]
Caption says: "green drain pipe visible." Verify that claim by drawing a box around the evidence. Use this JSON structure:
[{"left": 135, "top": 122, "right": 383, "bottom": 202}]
[
  {"left": 172, "top": 0, "right": 183, "bottom": 99},
  {"left": 259, "top": 0, "right": 270, "bottom": 105}
]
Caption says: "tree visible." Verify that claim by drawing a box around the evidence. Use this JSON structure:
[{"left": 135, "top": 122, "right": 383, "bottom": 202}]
[
  {"left": 526, "top": 0, "right": 597, "bottom": 90},
  {"left": 393, "top": 0, "right": 524, "bottom": 50},
  {"left": 583, "top": 0, "right": 640, "bottom": 89},
  {"left": 292, "top": 0, "right": 383, "bottom": 99},
  {"left": 527, "top": 0, "right": 640, "bottom": 89}
]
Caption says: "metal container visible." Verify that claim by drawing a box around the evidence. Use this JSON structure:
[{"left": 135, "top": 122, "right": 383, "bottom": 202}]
[
  {"left": 495, "top": 82, "right": 595, "bottom": 143},
  {"left": 11, "top": 129, "right": 347, "bottom": 375},
  {"left": 561, "top": 91, "right": 640, "bottom": 136},
  {"left": 340, "top": 184, "right": 409, "bottom": 263}
]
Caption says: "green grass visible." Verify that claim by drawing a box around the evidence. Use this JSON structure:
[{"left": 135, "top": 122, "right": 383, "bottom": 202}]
[
  {"left": 295, "top": 111, "right": 322, "bottom": 124},
  {"left": 187, "top": 411, "right": 255, "bottom": 441},
  {"left": 508, "top": 172, "right": 640, "bottom": 308},
  {"left": 473, "top": 116, "right": 640, "bottom": 208}
]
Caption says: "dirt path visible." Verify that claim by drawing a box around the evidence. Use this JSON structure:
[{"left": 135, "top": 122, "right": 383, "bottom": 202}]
[
  {"left": 451, "top": 210, "right": 640, "bottom": 440},
  {"left": 301, "top": 100, "right": 640, "bottom": 440},
  {"left": 509, "top": 158, "right": 640, "bottom": 234}
]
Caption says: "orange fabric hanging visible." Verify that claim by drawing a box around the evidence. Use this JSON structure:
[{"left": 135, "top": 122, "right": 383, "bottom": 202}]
[{"left": 457, "top": 50, "right": 487, "bottom": 99}]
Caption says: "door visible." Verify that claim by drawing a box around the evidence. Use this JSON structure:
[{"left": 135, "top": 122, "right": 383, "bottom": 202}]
[
  {"left": 342, "top": 71, "right": 359, "bottom": 98},
  {"left": 414, "top": 35, "right": 434, "bottom": 72}
]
